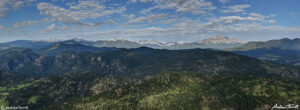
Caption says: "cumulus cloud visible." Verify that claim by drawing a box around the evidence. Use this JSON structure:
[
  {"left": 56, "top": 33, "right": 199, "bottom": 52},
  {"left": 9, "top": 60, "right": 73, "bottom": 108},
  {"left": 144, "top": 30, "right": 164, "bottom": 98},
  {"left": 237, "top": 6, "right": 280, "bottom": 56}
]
[
  {"left": 72, "top": 13, "right": 291, "bottom": 41},
  {"left": 219, "top": 0, "right": 230, "bottom": 3},
  {"left": 216, "top": 13, "right": 275, "bottom": 24},
  {"left": 37, "top": 3, "right": 80, "bottom": 24},
  {"left": 128, "top": 14, "right": 170, "bottom": 23},
  {"left": 220, "top": 4, "right": 251, "bottom": 13},
  {"left": 78, "top": 22, "right": 300, "bottom": 42},
  {"left": 80, "top": 20, "right": 115, "bottom": 26},
  {"left": 68, "top": 0, "right": 105, "bottom": 10},
  {"left": 14, "top": 20, "right": 40, "bottom": 28},
  {"left": 37, "top": 1, "right": 125, "bottom": 25},
  {"left": 45, "top": 20, "right": 114, "bottom": 31},
  {"left": 123, "top": 14, "right": 136, "bottom": 19},
  {"left": 45, "top": 24, "right": 67, "bottom": 30},
  {"left": 161, "top": 18, "right": 178, "bottom": 24},
  {"left": 0, "top": 25, "right": 5, "bottom": 30},
  {"left": 130, "top": 0, "right": 137, "bottom": 3},
  {"left": 81, "top": 27, "right": 189, "bottom": 40},
  {"left": 219, "top": 16, "right": 259, "bottom": 24},
  {"left": 0, "top": 0, "right": 298, "bottom": 42},
  {"left": 268, "top": 20, "right": 276, "bottom": 23},
  {"left": 0, "top": 0, "right": 36, "bottom": 17},
  {"left": 46, "top": 24, "right": 59, "bottom": 30},
  {"left": 13, "top": 18, "right": 50, "bottom": 28},
  {"left": 140, "top": 0, "right": 216, "bottom": 14}
]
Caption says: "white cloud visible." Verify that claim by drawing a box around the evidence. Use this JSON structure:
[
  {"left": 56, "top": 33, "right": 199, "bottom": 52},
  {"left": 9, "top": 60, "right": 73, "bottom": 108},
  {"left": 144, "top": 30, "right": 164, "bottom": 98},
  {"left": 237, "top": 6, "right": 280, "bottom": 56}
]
[
  {"left": 14, "top": 20, "right": 40, "bottom": 28},
  {"left": 130, "top": 0, "right": 137, "bottom": 3},
  {"left": 70, "top": 13, "right": 292, "bottom": 41},
  {"left": 51, "top": 0, "right": 65, "bottom": 2},
  {"left": 46, "top": 24, "right": 59, "bottom": 30},
  {"left": 249, "top": 13, "right": 264, "bottom": 18},
  {"left": 128, "top": 14, "right": 170, "bottom": 23},
  {"left": 78, "top": 23, "right": 300, "bottom": 42},
  {"left": 37, "top": 3, "right": 81, "bottom": 24},
  {"left": 268, "top": 20, "right": 276, "bottom": 23},
  {"left": 45, "top": 20, "right": 114, "bottom": 31},
  {"left": 219, "top": 0, "right": 230, "bottom": 3},
  {"left": 217, "top": 13, "right": 273, "bottom": 24},
  {"left": 161, "top": 18, "right": 178, "bottom": 24},
  {"left": 46, "top": 24, "right": 67, "bottom": 30},
  {"left": 83, "top": 27, "right": 187, "bottom": 39},
  {"left": 0, "top": 25, "right": 5, "bottom": 30},
  {"left": 140, "top": 0, "right": 216, "bottom": 14},
  {"left": 123, "top": 14, "right": 136, "bottom": 19},
  {"left": 68, "top": 0, "right": 105, "bottom": 10},
  {"left": 0, "top": 0, "right": 35, "bottom": 17},
  {"left": 219, "top": 16, "right": 259, "bottom": 24},
  {"left": 80, "top": 20, "right": 115, "bottom": 26},
  {"left": 1, "top": 0, "right": 297, "bottom": 42},
  {"left": 13, "top": 18, "right": 50, "bottom": 28},
  {"left": 37, "top": 1, "right": 125, "bottom": 25},
  {"left": 220, "top": 4, "right": 250, "bottom": 13}
]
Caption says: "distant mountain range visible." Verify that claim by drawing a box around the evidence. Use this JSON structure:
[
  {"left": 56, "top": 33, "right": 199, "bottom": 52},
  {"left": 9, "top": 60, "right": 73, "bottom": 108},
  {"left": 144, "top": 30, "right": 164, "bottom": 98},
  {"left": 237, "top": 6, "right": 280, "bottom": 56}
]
[
  {"left": 135, "top": 36, "right": 245, "bottom": 49},
  {"left": 0, "top": 40, "right": 52, "bottom": 51},
  {"left": 228, "top": 38, "right": 300, "bottom": 66},
  {"left": 227, "top": 38, "right": 300, "bottom": 51},
  {"left": 0, "top": 36, "right": 246, "bottom": 51},
  {"left": 2, "top": 36, "right": 300, "bottom": 66},
  {"left": 35, "top": 40, "right": 118, "bottom": 56},
  {"left": 164, "top": 36, "right": 245, "bottom": 49}
]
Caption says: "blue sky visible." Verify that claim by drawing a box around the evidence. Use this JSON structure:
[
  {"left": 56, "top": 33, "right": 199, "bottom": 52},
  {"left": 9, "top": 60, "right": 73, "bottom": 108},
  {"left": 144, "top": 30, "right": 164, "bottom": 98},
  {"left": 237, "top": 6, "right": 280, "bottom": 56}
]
[{"left": 0, "top": 0, "right": 299, "bottom": 42}]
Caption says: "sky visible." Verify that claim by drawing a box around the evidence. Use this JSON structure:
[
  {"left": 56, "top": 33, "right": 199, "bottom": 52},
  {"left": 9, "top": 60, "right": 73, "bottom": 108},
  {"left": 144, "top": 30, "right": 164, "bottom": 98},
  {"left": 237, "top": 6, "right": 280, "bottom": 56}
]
[{"left": 0, "top": 0, "right": 300, "bottom": 43}]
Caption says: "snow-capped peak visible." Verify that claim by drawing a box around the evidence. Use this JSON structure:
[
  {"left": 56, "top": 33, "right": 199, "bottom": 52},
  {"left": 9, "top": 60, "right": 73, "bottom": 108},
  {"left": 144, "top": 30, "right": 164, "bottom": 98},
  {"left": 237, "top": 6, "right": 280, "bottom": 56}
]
[{"left": 137, "top": 39, "right": 164, "bottom": 46}]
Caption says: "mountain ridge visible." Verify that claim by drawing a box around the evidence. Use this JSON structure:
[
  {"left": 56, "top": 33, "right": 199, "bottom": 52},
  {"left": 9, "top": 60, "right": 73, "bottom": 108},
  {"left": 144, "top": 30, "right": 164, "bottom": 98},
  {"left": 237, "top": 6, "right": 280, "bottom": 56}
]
[
  {"left": 228, "top": 38, "right": 300, "bottom": 51},
  {"left": 0, "top": 47, "right": 299, "bottom": 78},
  {"left": 0, "top": 36, "right": 246, "bottom": 50},
  {"left": 228, "top": 38, "right": 300, "bottom": 66}
]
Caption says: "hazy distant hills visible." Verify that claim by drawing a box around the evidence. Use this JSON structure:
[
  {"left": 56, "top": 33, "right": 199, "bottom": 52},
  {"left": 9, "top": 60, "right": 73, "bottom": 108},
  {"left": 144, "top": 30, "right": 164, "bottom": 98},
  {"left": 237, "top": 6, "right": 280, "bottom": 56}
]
[
  {"left": 0, "top": 48, "right": 38, "bottom": 72},
  {"left": 82, "top": 36, "right": 246, "bottom": 49},
  {"left": 0, "top": 40, "right": 53, "bottom": 51},
  {"left": 87, "top": 39, "right": 143, "bottom": 48},
  {"left": 165, "top": 36, "right": 245, "bottom": 49},
  {"left": 35, "top": 40, "right": 118, "bottom": 56},
  {"left": 229, "top": 38, "right": 300, "bottom": 66},
  {"left": 0, "top": 36, "right": 246, "bottom": 51},
  {"left": 2, "top": 36, "right": 300, "bottom": 66},
  {"left": 136, "top": 36, "right": 246, "bottom": 49},
  {"left": 3, "top": 36, "right": 300, "bottom": 52},
  {"left": 2, "top": 37, "right": 300, "bottom": 66},
  {"left": 228, "top": 38, "right": 300, "bottom": 51}
]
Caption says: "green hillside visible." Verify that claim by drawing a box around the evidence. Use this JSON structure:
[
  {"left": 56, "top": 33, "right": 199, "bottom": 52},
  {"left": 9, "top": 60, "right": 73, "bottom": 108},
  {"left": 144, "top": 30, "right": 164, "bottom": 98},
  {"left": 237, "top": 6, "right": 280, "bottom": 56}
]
[
  {"left": 228, "top": 38, "right": 300, "bottom": 66},
  {"left": 4, "top": 72, "right": 300, "bottom": 110},
  {"left": 0, "top": 47, "right": 300, "bottom": 110},
  {"left": 1, "top": 47, "right": 299, "bottom": 78}
]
